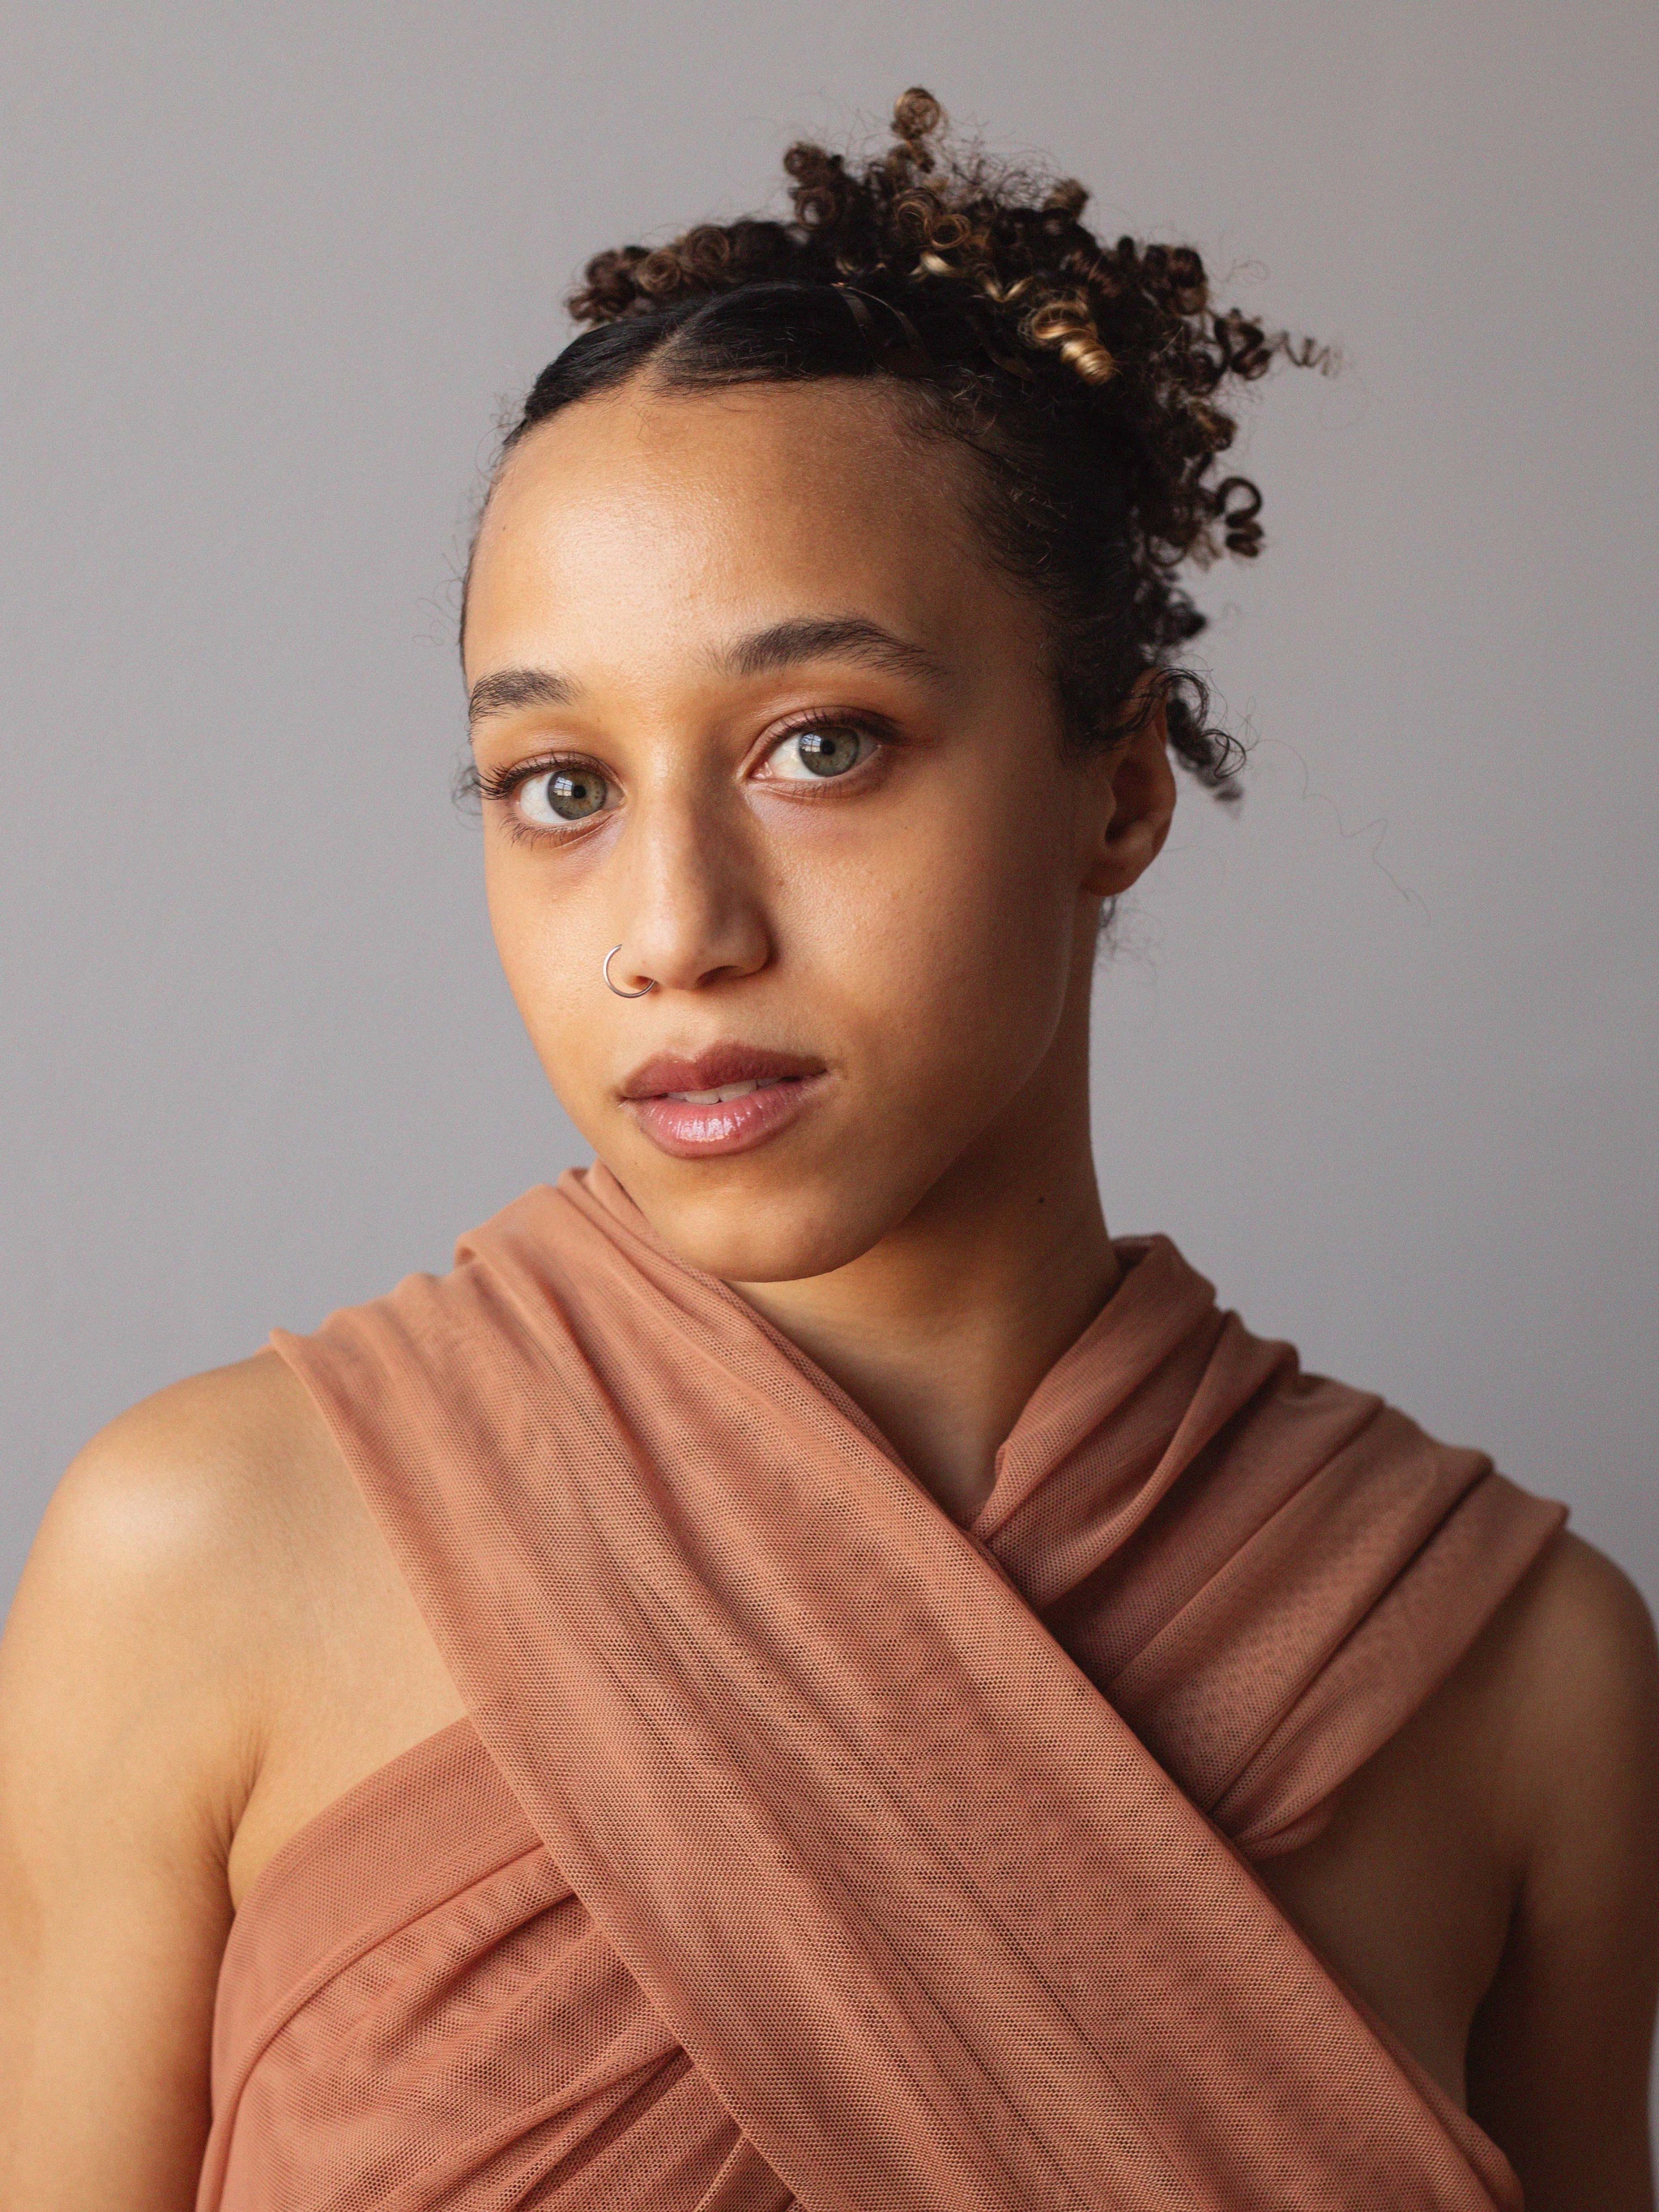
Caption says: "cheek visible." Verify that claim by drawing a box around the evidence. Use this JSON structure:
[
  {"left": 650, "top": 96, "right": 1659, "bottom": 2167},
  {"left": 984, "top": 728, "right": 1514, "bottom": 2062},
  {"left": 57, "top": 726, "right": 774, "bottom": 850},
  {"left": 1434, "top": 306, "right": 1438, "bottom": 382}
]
[
  {"left": 481, "top": 848, "right": 608, "bottom": 1095},
  {"left": 788, "top": 761, "right": 1079, "bottom": 1104}
]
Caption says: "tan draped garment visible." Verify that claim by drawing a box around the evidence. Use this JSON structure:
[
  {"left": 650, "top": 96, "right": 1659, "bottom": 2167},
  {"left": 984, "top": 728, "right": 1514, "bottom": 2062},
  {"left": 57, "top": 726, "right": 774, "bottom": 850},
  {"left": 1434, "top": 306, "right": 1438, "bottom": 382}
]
[{"left": 199, "top": 1162, "right": 1565, "bottom": 2211}]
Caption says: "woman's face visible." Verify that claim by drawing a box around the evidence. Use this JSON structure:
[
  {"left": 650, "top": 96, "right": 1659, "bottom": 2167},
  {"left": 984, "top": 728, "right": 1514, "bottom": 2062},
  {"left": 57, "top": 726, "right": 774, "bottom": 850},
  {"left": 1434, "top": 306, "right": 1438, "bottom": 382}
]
[{"left": 463, "top": 375, "right": 1171, "bottom": 1281}]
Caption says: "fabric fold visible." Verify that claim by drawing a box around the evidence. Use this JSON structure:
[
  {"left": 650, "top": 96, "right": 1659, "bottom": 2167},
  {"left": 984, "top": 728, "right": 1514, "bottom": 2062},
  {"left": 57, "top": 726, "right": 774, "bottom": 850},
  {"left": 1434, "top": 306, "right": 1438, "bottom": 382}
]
[{"left": 214, "top": 1163, "right": 1563, "bottom": 2210}]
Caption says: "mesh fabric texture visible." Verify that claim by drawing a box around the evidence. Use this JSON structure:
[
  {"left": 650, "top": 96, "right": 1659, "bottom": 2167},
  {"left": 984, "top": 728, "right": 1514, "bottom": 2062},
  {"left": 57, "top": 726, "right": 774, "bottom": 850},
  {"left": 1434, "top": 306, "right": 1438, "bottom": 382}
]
[{"left": 200, "top": 1164, "right": 1563, "bottom": 2210}]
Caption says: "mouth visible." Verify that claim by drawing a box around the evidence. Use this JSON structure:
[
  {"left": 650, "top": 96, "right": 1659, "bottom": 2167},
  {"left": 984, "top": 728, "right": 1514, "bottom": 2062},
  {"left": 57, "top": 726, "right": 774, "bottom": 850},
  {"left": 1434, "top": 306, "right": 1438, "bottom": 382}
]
[{"left": 619, "top": 1044, "right": 829, "bottom": 1160}]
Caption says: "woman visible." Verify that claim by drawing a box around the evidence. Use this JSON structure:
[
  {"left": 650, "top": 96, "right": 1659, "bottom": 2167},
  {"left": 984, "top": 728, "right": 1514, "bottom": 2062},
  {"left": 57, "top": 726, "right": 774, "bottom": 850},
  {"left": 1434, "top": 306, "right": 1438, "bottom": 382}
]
[{"left": 2, "top": 89, "right": 1655, "bottom": 2212}]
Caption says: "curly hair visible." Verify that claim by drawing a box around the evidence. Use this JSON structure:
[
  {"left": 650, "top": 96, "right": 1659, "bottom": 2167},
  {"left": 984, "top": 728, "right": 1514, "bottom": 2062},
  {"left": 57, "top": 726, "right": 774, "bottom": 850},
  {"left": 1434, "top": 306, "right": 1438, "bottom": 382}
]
[{"left": 487, "top": 90, "right": 1328, "bottom": 799}]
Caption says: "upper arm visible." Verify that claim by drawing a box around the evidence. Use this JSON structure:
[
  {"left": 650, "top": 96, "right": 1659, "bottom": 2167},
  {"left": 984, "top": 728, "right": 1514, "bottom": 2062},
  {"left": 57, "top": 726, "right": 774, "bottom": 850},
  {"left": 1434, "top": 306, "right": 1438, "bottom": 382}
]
[
  {"left": 1466, "top": 1532, "right": 1659, "bottom": 2212},
  {"left": 0, "top": 1362, "right": 287, "bottom": 2210}
]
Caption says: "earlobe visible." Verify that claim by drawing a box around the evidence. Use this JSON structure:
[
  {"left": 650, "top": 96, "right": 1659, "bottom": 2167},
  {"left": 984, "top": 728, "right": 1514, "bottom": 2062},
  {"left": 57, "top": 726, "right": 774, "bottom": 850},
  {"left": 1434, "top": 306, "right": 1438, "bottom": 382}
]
[{"left": 1079, "top": 681, "right": 1178, "bottom": 898}]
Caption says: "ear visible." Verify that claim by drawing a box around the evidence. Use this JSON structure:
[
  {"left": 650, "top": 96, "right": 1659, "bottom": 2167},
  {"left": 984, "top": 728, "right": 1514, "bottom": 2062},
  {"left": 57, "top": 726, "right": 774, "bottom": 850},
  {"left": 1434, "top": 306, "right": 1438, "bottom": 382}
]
[{"left": 1078, "top": 672, "right": 1178, "bottom": 899}]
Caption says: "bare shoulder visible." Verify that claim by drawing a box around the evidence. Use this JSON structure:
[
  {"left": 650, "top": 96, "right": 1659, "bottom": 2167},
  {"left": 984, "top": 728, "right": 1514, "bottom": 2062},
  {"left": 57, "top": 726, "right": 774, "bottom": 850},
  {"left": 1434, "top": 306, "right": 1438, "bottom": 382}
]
[
  {"left": 1477, "top": 1529, "right": 1659, "bottom": 1854},
  {"left": 1256, "top": 1521, "right": 1657, "bottom": 2182},
  {"left": 24, "top": 1343, "right": 348, "bottom": 1571},
  {"left": 0, "top": 1349, "right": 356, "bottom": 1858},
  {"left": 0, "top": 1351, "right": 370, "bottom": 2204},
  {"left": 1496, "top": 1526, "right": 1657, "bottom": 1681},
  {"left": 10, "top": 1349, "right": 353, "bottom": 1647},
  {"left": 32, "top": 1345, "right": 345, "bottom": 1566},
  {"left": 1461, "top": 1529, "right": 1659, "bottom": 2210},
  {"left": 8, "top": 1346, "right": 469, "bottom": 1943}
]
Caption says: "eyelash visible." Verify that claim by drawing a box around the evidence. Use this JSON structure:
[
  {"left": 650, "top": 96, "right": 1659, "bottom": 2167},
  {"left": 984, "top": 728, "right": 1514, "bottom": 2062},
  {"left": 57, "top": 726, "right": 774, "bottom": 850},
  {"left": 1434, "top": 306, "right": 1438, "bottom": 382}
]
[
  {"left": 476, "top": 711, "right": 896, "bottom": 842},
  {"left": 471, "top": 758, "right": 554, "bottom": 807},
  {"left": 762, "top": 709, "right": 896, "bottom": 786}
]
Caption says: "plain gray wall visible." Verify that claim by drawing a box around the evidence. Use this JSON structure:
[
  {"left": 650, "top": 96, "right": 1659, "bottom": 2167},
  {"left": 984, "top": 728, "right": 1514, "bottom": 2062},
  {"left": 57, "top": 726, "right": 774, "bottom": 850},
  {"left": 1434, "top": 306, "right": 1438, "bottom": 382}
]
[{"left": 3, "top": 0, "right": 1655, "bottom": 1634}]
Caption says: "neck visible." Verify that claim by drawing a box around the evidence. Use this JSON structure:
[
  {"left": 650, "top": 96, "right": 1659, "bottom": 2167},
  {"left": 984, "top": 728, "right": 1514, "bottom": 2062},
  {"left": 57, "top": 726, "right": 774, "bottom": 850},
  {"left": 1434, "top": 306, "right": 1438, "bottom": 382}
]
[{"left": 732, "top": 989, "right": 1115, "bottom": 1527}]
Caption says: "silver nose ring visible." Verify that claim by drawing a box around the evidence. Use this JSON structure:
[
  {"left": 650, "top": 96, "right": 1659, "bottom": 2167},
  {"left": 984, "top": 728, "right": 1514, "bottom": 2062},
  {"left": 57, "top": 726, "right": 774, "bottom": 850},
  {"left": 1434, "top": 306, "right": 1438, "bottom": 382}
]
[{"left": 603, "top": 944, "right": 657, "bottom": 999}]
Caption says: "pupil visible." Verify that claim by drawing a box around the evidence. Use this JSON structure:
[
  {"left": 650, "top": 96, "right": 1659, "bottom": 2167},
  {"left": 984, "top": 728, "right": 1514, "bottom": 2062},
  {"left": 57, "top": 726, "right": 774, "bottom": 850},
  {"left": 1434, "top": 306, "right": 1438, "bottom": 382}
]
[
  {"left": 550, "top": 769, "right": 604, "bottom": 819},
  {"left": 799, "top": 728, "right": 859, "bottom": 777}
]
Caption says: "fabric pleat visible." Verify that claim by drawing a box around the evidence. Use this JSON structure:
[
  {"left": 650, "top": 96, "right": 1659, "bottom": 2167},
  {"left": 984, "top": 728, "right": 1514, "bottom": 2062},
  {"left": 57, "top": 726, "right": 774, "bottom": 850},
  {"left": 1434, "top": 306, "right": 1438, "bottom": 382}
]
[{"left": 199, "top": 1164, "right": 1564, "bottom": 2210}]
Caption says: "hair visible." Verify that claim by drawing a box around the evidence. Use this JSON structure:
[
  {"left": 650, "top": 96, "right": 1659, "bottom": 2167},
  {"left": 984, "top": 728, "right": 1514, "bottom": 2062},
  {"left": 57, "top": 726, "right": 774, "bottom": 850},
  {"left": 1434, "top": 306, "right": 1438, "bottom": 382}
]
[{"left": 477, "top": 90, "right": 1329, "bottom": 800}]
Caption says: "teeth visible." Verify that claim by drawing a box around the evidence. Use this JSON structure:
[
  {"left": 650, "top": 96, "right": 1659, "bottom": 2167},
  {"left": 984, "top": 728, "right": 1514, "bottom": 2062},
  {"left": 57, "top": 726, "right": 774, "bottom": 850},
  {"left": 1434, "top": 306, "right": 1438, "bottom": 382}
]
[{"left": 665, "top": 1077, "right": 783, "bottom": 1105}]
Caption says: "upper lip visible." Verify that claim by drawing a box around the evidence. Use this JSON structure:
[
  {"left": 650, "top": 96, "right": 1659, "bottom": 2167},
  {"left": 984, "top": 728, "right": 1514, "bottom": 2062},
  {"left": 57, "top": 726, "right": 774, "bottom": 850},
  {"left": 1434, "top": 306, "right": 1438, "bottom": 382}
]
[{"left": 618, "top": 1042, "right": 826, "bottom": 1100}]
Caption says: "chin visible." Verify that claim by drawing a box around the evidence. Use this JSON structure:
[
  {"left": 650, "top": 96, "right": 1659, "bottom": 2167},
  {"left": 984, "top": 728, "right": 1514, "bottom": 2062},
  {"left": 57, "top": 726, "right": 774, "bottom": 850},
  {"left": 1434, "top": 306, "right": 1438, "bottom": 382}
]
[{"left": 627, "top": 1162, "right": 905, "bottom": 1286}]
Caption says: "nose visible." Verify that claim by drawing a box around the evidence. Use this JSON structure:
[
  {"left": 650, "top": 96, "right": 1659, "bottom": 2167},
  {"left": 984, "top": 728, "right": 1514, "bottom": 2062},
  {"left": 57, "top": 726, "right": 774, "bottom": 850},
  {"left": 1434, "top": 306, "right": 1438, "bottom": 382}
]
[{"left": 608, "top": 784, "right": 772, "bottom": 997}]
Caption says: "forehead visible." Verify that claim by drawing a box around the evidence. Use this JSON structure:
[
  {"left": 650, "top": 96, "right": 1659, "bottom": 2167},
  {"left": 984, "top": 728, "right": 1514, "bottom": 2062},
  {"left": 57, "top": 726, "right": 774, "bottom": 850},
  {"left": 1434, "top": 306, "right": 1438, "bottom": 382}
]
[{"left": 463, "top": 377, "right": 1016, "bottom": 681}]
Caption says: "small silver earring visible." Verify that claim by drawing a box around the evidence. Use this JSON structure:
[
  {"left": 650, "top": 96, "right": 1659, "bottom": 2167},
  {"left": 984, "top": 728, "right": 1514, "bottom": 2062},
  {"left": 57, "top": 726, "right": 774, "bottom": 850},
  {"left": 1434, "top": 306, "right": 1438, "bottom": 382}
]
[{"left": 603, "top": 944, "right": 657, "bottom": 999}]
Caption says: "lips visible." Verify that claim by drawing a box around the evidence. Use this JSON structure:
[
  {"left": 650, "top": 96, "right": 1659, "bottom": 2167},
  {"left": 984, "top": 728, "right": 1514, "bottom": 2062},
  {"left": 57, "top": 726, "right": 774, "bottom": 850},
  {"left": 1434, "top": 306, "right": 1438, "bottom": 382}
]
[
  {"left": 619, "top": 1043, "right": 828, "bottom": 1160},
  {"left": 619, "top": 1044, "right": 826, "bottom": 1102}
]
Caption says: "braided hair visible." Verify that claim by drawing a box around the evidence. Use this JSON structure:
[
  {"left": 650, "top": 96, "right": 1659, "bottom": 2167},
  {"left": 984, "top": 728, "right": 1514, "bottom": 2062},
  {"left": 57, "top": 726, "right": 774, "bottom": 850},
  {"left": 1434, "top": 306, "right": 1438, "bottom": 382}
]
[{"left": 486, "top": 90, "right": 1328, "bottom": 799}]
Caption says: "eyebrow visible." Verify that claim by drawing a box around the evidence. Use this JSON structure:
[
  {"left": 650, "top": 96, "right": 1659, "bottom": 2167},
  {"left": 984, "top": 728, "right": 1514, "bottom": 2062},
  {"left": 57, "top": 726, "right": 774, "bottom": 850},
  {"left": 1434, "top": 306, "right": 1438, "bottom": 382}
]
[
  {"left": 712, "top": 614, "right": 948, "bottom": 686},
  {"left": 467, "top": 615, "right": 946, "bottom": 727},
  {"left": 467, "top": 667, "right": 578, "bottom": 725}
]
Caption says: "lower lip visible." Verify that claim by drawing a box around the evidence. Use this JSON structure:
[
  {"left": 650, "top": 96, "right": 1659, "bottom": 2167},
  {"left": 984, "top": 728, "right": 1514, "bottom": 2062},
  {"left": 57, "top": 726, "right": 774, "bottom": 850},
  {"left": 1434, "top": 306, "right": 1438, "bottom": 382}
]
[{"left": 626, "top": 1074, "right": 825, "bottom": 1159}]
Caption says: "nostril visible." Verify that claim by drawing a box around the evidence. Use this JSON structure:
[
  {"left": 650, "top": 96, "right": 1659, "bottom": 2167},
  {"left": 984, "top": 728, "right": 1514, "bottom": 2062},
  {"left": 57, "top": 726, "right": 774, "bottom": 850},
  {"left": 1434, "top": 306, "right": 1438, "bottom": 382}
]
[{"left": 603, "top": 946, "right": 659, "bottom": 999}]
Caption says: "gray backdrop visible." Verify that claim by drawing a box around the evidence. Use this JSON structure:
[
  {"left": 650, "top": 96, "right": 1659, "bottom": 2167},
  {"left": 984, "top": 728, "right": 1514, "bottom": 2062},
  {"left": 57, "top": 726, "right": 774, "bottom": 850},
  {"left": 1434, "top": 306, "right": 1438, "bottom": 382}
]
[{"left": 3, "top": 0, "right": 1655, "bottom": 1628}]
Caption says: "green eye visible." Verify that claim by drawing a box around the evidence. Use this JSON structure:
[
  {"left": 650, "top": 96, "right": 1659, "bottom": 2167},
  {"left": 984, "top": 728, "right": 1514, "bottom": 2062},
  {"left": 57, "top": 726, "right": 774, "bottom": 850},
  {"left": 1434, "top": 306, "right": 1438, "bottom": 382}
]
[
  {"left": 774, "top": 725, "right": 868, "bottom": 780},
  {"left": 520, "top": 765, "right": 610, "bottom": 825}
]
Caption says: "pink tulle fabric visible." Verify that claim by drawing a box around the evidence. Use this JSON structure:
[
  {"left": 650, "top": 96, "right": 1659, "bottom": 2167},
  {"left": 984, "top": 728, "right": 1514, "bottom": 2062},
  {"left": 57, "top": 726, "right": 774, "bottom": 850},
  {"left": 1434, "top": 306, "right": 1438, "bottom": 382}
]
[{"left": 199, "top": 1163, "right": 1563, "bottom": 2210}]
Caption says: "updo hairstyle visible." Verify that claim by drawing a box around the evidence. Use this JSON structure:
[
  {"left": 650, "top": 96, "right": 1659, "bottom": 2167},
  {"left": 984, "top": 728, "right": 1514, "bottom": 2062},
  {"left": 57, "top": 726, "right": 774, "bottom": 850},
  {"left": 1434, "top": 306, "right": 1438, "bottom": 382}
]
[{"left": 486, "top": 91, "right": 1328, "bottom": 799}]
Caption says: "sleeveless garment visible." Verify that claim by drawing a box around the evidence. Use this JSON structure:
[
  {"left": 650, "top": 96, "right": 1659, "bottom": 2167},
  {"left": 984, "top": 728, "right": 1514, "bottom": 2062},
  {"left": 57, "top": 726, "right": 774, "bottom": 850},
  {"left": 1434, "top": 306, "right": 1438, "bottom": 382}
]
[{"left": 198, "top": 1163, "right": 1566, "bottom": 2210}]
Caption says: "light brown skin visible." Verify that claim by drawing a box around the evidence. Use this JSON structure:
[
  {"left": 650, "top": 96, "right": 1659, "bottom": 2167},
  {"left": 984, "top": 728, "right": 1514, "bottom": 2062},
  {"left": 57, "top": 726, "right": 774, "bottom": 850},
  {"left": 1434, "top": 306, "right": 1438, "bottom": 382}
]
[{"left": 2, "top": 375, "right": 1655, "bottom": 2209}]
